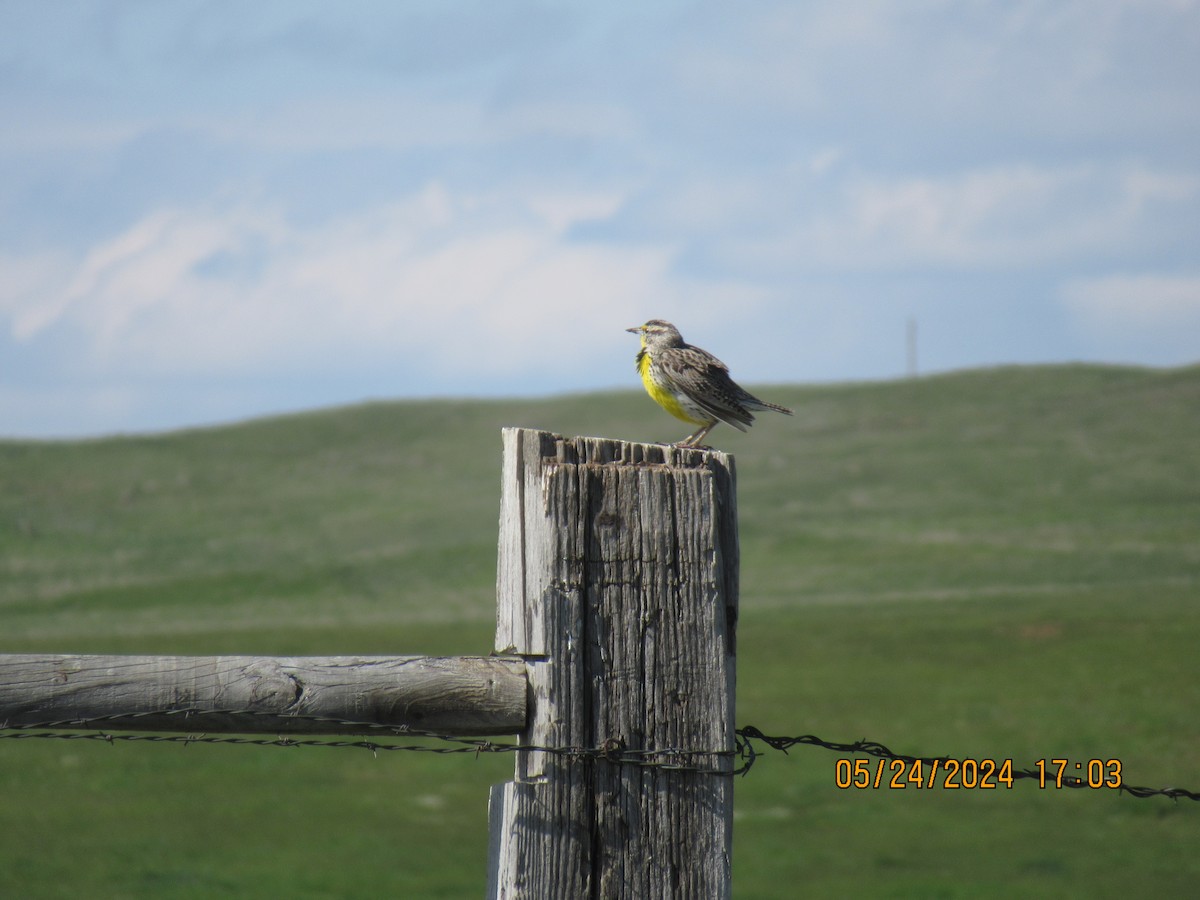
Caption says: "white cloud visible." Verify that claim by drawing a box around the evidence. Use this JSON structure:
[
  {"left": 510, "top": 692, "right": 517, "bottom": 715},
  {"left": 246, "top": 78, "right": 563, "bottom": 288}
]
[
  {"left": 522, "top": 188, "right": 628, "bottom": 233},
  {"left": 722, "top": 163, "right": 1200, "bottom": 273},
  {"left": 0, "top": 183, "right": 706, "bottom": 383},
  {"left": 1061, "top": 274, "right": 1200, "bottom": 333},
  {"left": 0, "top": 250, "right": 73, "bottom": 340}
]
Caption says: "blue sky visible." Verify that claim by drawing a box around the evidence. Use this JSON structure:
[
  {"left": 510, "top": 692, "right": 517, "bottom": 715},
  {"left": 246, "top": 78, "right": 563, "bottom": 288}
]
[{"left": 2, "top": 1, "right": 1198, "bottom": 437}]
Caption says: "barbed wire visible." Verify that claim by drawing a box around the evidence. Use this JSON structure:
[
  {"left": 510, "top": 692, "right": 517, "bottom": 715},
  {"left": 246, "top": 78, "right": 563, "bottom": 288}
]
[
  {"left": 1, "top": 711, "right": 1196, "bottom": 801},
  {"left": 0, "top": 709, "right": 735, "bottom": 774}
]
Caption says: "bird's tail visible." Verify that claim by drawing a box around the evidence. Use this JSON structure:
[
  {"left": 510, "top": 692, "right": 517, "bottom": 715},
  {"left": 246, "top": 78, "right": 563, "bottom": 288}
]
[{"left": 744, "top": 398, "right": 793, "bottom": 416}]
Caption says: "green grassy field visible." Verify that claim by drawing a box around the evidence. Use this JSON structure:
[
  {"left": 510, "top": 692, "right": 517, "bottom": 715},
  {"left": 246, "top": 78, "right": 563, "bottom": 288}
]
[{"left": 2, "top": 364, "right": 1198, "bottom": 898}]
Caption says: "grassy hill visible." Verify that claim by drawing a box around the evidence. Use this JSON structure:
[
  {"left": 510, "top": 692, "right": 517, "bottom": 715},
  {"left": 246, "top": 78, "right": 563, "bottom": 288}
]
[{"left": 2, "top": 364, "right": 1198, "bottom": 897}]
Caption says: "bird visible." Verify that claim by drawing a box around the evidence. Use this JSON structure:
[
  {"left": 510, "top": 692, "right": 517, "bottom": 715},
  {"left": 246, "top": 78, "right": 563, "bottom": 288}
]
[{"left": 626, "top": 319, "right": 793, "bottom": 447}]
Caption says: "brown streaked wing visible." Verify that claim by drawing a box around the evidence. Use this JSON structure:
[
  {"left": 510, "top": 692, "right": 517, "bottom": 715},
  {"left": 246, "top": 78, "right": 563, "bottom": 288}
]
[{"left": 657, "top": 347, "right": 756, "bottom": 431}]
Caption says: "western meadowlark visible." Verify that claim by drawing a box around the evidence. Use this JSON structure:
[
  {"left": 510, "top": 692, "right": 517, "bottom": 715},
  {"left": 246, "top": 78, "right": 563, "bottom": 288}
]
[{"left": 627, "top": 319, "right": 793, "bottom": 447}]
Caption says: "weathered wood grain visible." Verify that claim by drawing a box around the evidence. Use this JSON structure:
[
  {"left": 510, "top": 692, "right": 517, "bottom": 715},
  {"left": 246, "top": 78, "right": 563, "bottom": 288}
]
[
  {"left": 488, "top": 428, "right": 738, "bottom": 899},
  {"left": 0, "top": 654, "right": 526, "bottom": 735}
]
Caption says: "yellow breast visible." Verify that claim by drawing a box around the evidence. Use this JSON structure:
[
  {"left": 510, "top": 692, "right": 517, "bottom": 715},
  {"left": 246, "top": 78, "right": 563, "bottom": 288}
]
[{"left": 637, "top": 350, "right": 707, "bottom": 425}]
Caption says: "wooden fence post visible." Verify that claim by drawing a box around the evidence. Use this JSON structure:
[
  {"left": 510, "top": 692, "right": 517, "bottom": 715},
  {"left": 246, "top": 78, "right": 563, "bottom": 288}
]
[{"left": 488, "top": 428, "right": 739, "bottom": 899}]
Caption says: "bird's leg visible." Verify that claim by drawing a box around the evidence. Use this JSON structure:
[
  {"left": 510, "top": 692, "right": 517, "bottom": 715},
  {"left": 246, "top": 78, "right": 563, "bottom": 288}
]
[{"left": 679, "top": 421, "right": 717, "bottom": 447}]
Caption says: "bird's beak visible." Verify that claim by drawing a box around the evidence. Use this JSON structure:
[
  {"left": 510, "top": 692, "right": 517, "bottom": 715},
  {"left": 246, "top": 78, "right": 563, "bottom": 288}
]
[{"left": 626, "top": 326, "right": 641, "bottom": 334}]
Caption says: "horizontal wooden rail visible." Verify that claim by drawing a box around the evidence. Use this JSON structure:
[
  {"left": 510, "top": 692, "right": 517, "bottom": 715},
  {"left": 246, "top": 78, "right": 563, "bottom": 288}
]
[{"left": 0, "top": 654, "right": 526, "bottom": 736}]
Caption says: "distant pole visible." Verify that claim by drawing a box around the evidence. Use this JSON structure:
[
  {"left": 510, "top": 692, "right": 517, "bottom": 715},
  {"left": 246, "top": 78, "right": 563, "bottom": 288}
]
[
  {"left": 488, "top": 428, "right": 739, "bottom": 899},
  {"left": 906, "top": 317, "right": 918, "bottom": 378}
]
